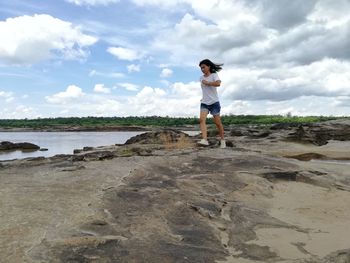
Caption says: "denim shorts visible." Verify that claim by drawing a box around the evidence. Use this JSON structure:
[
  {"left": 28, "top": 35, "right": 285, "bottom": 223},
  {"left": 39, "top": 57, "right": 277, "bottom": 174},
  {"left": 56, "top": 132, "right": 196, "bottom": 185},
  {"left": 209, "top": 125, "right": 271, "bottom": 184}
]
[{"left": 200, "top": 101, "right": 221, "bottom": 116}]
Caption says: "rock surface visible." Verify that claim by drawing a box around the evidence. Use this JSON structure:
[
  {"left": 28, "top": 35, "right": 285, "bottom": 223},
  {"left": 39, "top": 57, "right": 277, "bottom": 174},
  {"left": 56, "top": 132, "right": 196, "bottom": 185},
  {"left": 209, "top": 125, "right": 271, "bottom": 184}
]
[
  {"left": 124, "top": 129, "right": 191, "bottom": 145},
  {"left": 0, "top": 141, "right": 40, "bottom": 151},
  {"left": 1, "top": 121, "right": 350, "bottom": 262},
  {"left": 285, "top": 120, "right": 350, "bottom": 145}
]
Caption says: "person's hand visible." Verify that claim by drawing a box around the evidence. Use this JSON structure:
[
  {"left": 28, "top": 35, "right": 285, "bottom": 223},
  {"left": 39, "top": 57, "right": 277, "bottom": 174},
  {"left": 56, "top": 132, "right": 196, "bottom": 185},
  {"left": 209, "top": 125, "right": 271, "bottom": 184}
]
[{"left": 202, "top": 80, "right": 210, "bottom": 85}]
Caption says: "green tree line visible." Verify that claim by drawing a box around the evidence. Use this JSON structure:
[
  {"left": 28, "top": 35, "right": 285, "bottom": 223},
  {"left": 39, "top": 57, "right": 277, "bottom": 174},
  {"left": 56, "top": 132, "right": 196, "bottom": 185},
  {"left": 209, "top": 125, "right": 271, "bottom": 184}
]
[{"left": 0, "top": 115, "right": 344, "bottom": 129}]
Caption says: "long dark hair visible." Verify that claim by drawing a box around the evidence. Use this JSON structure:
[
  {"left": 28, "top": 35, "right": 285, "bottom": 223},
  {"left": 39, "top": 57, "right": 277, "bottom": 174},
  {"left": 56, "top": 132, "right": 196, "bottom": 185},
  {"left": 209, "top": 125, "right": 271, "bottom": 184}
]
[{"left": 199, "top": 59, "right": 223, "bottom": 73}]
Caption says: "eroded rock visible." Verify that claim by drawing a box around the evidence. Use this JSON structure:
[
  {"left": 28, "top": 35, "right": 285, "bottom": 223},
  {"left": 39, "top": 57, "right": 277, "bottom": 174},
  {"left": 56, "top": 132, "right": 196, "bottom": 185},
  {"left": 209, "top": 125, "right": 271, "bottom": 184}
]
[
  {"left": 285, "top": 121, "right": 350, "bottom": 145},
  {"left": 125, "top": 129, "right": 190, "bottom": 145},
  {"left": 0, "top": 141, "right": 40, "bottom": 151},
  {"left": 1, "top": 122, "right": 350, "bottom": 263}
]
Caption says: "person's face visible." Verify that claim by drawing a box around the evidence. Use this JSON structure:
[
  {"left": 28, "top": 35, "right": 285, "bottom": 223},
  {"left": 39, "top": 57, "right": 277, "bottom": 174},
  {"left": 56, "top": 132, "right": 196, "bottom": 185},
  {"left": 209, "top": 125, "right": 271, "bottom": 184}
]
[{"left": 200, "top": 64, "right": 210, "bottom": 75}]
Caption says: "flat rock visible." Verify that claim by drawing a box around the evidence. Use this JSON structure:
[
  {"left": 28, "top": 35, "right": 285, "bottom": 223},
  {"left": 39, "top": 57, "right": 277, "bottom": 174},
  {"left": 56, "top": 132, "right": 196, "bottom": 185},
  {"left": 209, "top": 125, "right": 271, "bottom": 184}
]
[{"left": 1, "top": 123, "right": 350, "bottom": 263}]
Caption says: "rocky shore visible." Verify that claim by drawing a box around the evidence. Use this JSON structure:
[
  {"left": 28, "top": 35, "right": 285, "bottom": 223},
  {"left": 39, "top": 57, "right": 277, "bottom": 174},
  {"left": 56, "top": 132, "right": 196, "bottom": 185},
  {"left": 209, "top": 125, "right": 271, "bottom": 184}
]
[{"left": 1, "top": 120, "right": 350, "bottom": 262}]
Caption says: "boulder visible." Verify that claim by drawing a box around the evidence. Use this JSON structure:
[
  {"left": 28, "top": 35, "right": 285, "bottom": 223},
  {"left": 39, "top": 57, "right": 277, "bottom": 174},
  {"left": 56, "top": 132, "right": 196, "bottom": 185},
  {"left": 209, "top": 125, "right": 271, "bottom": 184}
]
[
  {"left": 125, "top": 129, "right": 191, "bottom": 145},
  {"left": 285, "top": 121, "right": 350, "bottom": 145},
  {"left": 0, "top": 141, "right": 40, "bottom": 151},
  {"left": 286, "top": 125, "right": 329, "bottom": 146},
  {"left": 0, "top": 141, "right": 16, "bottom": 150},
  {"left": 16, "top": 142, "right": 41, "bottom": 151}
]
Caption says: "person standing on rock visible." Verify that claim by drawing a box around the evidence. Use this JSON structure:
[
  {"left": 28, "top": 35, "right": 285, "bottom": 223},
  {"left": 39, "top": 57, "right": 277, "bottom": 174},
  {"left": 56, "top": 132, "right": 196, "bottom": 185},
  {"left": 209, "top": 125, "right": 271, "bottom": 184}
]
[{"left": 198, "top": 59, "right": 226, "bottom": 148}]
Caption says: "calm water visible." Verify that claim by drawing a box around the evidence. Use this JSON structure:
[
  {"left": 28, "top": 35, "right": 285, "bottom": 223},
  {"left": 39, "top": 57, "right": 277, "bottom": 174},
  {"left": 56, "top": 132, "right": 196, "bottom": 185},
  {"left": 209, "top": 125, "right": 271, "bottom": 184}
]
[{"left": 0, "top": 131, "right": 145, "bottom": 161}]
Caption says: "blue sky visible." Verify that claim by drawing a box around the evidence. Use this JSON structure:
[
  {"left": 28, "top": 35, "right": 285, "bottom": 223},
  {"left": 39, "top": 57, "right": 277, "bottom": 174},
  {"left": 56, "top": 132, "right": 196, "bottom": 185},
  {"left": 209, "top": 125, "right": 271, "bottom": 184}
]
[{"left": 1, "top": 0, "right": 350, "bottom": 118}]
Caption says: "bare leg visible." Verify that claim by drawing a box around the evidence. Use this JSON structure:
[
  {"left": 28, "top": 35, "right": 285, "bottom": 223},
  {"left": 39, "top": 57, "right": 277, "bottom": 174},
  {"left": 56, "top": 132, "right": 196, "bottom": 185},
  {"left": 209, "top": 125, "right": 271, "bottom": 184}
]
[
  {"left": 213, "top": 114, "right": 224, "bottom": 139},
  {"left": 199, "top": 111, "right": 209, "bottom": 139}
]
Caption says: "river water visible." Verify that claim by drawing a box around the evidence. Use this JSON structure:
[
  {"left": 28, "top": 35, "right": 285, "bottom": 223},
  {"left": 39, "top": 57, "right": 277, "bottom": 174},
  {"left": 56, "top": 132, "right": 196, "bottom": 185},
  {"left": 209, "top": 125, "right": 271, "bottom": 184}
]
[
  {"left": 0, "top": 131, "right": 145, "bottom": 161},
  {"left": 0, "top": 131, "right": 200, "bottom": 161}
]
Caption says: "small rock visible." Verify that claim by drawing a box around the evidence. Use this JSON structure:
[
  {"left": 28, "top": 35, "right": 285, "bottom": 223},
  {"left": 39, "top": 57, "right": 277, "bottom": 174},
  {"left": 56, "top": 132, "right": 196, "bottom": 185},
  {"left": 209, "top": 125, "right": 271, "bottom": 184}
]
[
  {"left": 83, "top": 147, "right": 94, "bottom": 151},
  {"left": 226, "top": 140, "right": 234, "bottom": 147},
  {"left": 73, "top": 149, "right": 82, "bottom": 154}
]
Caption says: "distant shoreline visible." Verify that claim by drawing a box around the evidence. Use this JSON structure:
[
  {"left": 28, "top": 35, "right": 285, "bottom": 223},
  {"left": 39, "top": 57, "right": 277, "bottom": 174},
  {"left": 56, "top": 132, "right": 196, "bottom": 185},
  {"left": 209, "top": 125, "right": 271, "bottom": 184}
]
[
  {"left": 0, "top": 116, "right": 348, "bottom": 132},
  {"left": 0, "top": 115, "right": 343, "bottom": 132},
  {"left": 0, "top": 125, "right": 199, "bottom": 132},
  {"left": 0, "top": 126, "right": 147, "bottom": 132}
]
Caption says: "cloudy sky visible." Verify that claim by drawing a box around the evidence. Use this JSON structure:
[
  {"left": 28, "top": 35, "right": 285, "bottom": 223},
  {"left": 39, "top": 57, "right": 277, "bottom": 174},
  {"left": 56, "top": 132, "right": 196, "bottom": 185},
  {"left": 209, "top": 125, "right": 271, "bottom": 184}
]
[{"left": 1, "top": 0, "right": 350, "bottom": 119}]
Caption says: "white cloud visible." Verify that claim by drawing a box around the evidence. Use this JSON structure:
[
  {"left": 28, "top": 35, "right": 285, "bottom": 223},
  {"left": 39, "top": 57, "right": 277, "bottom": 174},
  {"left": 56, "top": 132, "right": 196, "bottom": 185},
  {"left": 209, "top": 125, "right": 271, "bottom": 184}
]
[
  {"left": 66, "top": 0, "right": 119, "bottom": 6},
  {"left": 160, "top": 68, "right": 173, "bottom": 78},
  {"left": 153, "top": 14, "right": 214, "bottom": 61},
  {"left": 256, "top": 0, "right": 318, "bottom": 30},
  {"left": 23, "top": 80, "right": 350, "bottom": 118},
  {"left": 89, "top": 70, "right": 97, "bottom": 77},
  {"left": 220, "top": 59, "right": 350, "bottom": 102},
  {"left": 0, "top": 91, "right": 13, "bottom": 98},
  {"left": 131, "top": 86, "right": 165, "bottom": 114},
  {"left": 309, "top": 0, "right": 350, "bottom": 28},
  {"left": 0, "top": 105, "right": 38, "bottom": 119},
  {"left": 135, "top": 86, "right": 166, "bottom": 100},
  {"left": 107, "top": 47, "right": 143, "bottom": 61},
  {"left": 93, "top": 99, "right": 122, "bottom": 116},
  {"left": 94, "top": 84, "right": 111, "bottom": 94},
  {"left": 190, "top": 0, "right": 259, "bottom": 28},
  {"left": 44, "top": 96, "right": 123, "bottom": 117},
  {"left": 89, "top": 69, "right": 124, "bottom": 78},
  {"left": 222, "top": 100, "right": 251, "bottom": 115},
  {"left": 3, "top": 0, "right": 350, "bottom": 118},
  {"left": 150, "top": 0, "right": 350, "bottom": 67},
  {"left": 139, "top": 0, "right": 350, "bottom": 116},
  {"left": 126, "top": 85, "right": 199, "bottom": 116},
  {"left": 0, "top": 14, "right": 98, "bottom": 65},
  {"left": 0, "top": 92, "right": 24, "bottom": 117},
  {"left": 117, "top": 83, "right": 140, "bottom": 91},
  {"left": 3, "top": 83, "right": 200, "bottom": 118},
  {"left": 160, "top": 80, "right": 170, "bottom": 86},
  {"left": 0, "top": 91, "right": 14, "bottom": 103},
  {"left": 171, "top": 81, "right": 201, "bottom": 98},
  {"left": 131, "top": 0, "right": 187, "bottom": 7},
  {"left": 127, "top": 64, "right": 140, "bottom": 73},
  {"left": 263, "top": 96, "right": 349, "bottom": 116},
  {"left": 46, "top": 85, "right": 85, "bottom": 104},
  {"left": 5, "top": 97, "right": 14, "bottom": 103},
  {"left": 153, "top": 13, "right": 267, "bottom": 66}
]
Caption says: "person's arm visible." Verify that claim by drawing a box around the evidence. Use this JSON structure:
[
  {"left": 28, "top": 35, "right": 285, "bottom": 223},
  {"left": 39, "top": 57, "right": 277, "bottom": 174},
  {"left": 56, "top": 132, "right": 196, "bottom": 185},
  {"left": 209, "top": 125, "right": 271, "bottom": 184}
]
[{"left": 201, "top": 79, "right": 221, "bottom": 87}]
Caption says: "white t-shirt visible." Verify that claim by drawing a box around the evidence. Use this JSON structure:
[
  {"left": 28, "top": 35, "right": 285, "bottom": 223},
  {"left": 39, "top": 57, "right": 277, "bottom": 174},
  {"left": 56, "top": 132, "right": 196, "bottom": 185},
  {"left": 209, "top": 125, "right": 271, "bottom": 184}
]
[{"left": 200, "top": 72, "right": 221, "bottom": 105}]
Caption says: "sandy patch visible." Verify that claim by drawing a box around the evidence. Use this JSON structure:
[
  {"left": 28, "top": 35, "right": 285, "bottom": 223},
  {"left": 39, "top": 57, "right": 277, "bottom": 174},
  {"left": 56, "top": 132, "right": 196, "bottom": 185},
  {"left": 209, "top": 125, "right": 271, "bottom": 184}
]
[
  {"left": 249, "top": 182, "right": 350, "bottom": 260},
  {"left": 271, "top": 141, "right": 350, "bottom": 160}
]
